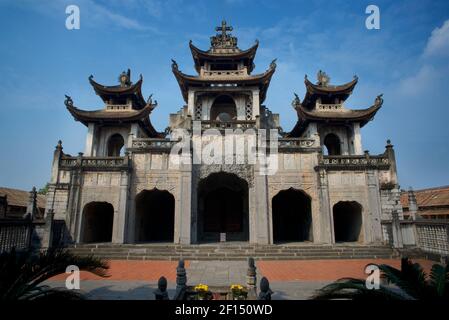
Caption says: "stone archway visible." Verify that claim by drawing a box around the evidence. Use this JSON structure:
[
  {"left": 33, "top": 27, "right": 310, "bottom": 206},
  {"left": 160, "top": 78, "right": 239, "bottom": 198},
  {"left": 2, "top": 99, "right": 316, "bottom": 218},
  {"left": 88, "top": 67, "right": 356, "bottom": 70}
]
[
  {"left": 210, "top": 95, "right": 237, "bottom": 121},
  {"left": 135, "top": 189, "right": 175, "bottom": 242},
  {"left": 272, "top": 188, "right": 312, "bottom": 243},
  {"left": 198, "top": 172, "right": 249, "bottom": 242},
  {"left": 81, "top": 202, "right": 114, "bottom": 243},
  {"left": 333, "top": 201, "right": 363, "bottom": 242}
]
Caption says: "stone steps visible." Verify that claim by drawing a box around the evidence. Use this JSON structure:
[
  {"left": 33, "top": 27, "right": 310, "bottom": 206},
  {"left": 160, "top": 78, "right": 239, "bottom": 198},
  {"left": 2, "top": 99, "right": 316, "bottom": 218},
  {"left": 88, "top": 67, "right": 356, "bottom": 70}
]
[{"left": 68, "top": 243, "right": 397, "bottom": 260}]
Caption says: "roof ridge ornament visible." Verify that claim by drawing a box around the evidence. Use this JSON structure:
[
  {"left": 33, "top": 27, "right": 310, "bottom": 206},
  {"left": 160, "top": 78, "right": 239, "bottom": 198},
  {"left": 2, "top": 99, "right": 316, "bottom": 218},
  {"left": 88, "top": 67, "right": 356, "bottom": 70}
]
[
  {"left": 291, "top": 93, "right": 301, "bottom": 109},
  {"left": 374, "top": 93, "right": 384, "bottom": 107},
  {"left": 317, "top": 70, "right": 330, "bottom": 86},
  {"left": 210, "top": 20, "right": 238, "bottom": 49},
  {"left": 119, "top": 69, "right": 132, "bottom": 87},
  {"left": 64, "top": 95, "right": 73, "bottom": 108}
]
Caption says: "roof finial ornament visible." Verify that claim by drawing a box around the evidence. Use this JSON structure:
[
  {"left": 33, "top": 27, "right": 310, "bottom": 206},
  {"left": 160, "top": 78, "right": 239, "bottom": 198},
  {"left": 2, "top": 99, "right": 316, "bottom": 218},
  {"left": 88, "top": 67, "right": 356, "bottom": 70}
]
[
  {"left": 291, "top": 93, "right": 301, "bottom": 109},
  {"left": 375, "top": 94, "right": 384, "bottom": 107},
  {"left": 211, "top": 20, "right": 237, "bottom": 49},
  {"left": 270, "top": 59, "right": 277, "bottom": 69},
  {"left": 171, "top": 59, "right": 179, "bottom": 71},
  {"left": 64, "top": 95, "right": 73, "bottom": 108},
  {"left": 317, "top": 70, "right": 330, "bottom": 86},
  {"left": 119, "top": 69, "right": 131, "bottom": 87}
]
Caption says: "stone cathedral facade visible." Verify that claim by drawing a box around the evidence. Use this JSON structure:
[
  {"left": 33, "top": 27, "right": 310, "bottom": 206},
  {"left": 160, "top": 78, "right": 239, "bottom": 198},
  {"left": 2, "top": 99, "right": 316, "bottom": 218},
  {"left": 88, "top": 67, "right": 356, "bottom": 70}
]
[{"left": 44, "top": 22, "right": 403, "bottom": 247}]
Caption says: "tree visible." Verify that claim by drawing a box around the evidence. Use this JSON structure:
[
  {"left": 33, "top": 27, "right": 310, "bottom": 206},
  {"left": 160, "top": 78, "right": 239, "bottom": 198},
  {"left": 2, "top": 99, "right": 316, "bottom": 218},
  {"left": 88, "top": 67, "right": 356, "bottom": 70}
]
[
  {"left": 0, "top": 248, "right": 109, "bottom": 300},
  {"left": 313, "top": 258, "right": 449, "bottom": 301},
  {"left": 38, "top": 183, "right": 49, "bottom": 195}
]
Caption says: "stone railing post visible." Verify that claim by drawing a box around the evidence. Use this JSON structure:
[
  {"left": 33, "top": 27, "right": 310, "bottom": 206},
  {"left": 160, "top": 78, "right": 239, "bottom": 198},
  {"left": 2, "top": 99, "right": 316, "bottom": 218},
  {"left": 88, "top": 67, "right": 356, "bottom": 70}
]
[
  {"left": 246, "top": 257, "right": 257, "bottom": 299},
  {"left": 257, "top": 277, "right": 273, "bottom": 300},
  {"left": 174, "top": 259, "right": 187, "bottom": 300},
  {"left": 154, "top": 276, "right": 169, "bottom": 300}
]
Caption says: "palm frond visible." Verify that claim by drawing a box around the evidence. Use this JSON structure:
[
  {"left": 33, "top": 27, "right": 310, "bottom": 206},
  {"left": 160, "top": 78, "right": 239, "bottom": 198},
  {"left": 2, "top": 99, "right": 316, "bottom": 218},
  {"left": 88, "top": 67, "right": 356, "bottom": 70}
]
[
  {"left": 0, "top": 248, "right": 109, "bottom": 300},
  {"left": 429, "top": 263, "right": 448, "bottom": 297},
  {"left": 378, "top": 257, "right": 428, "bottom": 299},
  {"left": 312, "top": 278, "right": 413, "bottom": 301}
]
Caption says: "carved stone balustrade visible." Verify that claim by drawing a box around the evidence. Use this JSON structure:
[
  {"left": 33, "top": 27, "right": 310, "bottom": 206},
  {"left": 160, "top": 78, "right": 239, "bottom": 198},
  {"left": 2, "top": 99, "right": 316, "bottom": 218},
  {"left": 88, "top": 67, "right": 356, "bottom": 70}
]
[
  {"left": 316, "top": 154, "right": 390, "bottom": 171},
  {"left": 59, "top": 155, "right": 130, "bottom": 171}
]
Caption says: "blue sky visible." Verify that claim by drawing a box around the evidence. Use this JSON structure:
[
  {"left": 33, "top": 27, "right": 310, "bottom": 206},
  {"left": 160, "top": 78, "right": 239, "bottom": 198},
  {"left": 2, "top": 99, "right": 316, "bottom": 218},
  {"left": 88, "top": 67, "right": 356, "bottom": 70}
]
[{"left": 0, "top": 0, "right": 448, "bottom": 191}]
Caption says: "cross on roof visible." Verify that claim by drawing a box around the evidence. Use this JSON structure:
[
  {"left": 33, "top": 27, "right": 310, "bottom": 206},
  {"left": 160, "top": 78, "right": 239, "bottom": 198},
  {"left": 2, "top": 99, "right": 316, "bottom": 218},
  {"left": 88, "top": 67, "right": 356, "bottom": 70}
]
[{"left": 216, "top": 20, "right": 233, "bottom": 38}]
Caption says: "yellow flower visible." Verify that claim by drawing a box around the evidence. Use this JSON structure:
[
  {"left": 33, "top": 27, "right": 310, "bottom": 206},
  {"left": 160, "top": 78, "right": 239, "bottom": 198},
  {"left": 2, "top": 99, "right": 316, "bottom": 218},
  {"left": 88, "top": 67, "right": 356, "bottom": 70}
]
[
  {"left": 194, "top": 284, "right": 209, "bottom": 292},
  {"left": 230, "top": 284, "right": 243, "bottom": 290}
]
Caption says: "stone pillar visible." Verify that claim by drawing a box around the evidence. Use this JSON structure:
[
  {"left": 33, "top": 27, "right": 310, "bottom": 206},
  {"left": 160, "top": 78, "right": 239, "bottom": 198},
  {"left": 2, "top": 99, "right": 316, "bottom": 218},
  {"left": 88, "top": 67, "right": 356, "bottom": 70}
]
[
  {"left": 407, "top": 187, "right": 418, "bottom": 221},
  {"left": 252, "top": 90, "right": 260, "bottom": 119},
  {"left": 69, "top": 153, "right": 83, "bottom": 243},
  {"left": 113, "top": 155, "right": 130, "bottom": 243},
  {"left": 84, "top": 123, "right": 95, "bottom": 156},
  {"left": 187, "top": 90, "right": 195, "bottom": 116},
  {"left": 391, "top": 205, "right": 404, "bottom": 248},
  {"left": 253, "top": 168, "right": 269, "bottom": 244},
  {"left": 128, "top": 123, "right": 139, "bottom": 148},
  {"left": 50, "top": 140, "right": 63, "bottom": 184},
  {"left": 25, "top": 187, "right": 38, "bottom": 220},
  {"left": 353, "top": 122, "right": 363, "bottom": 155},
  {"left": 178, "top": 154, "right": 192, "bottom": 244},
  {"left": 366, "top": 170, "right": 383, "bottom": 243},
  {"left": 317, "top": 167, "right": 333, "bottom": 244},
  {"left": 385, "top": 140, "right": 398, "bottom": 187},
  {"left": 246, "top": 257, "right": 257, "bottom": 299}
]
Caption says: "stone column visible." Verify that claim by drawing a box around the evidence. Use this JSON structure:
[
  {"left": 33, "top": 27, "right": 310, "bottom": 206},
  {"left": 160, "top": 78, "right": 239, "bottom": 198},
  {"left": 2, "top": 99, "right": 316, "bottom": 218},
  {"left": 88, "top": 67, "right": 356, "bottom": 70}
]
[
  {"left": 252, "top": 90, "right": 260, "bottom": 119},
  {"left": 113, "top": 158, "right": 130, "bottom": 243},
  {"left": 253, "top": 166, "right": 269, "bottom": 244},
  {"left": 385, "top": 140, "right": 398, "bottom": 187},
  {"left": 187, "top": 90, "right": 195, "bottom": 116},
  {"left": 366, "top": 170, "right": 383, "bottom": 243},
  {"left": 84, "top": 123, "right": 95, "bottom": 156},
  {"left": 317, "top": 167, "right": 333, "bottom": 243},
  {"left": 50, "top": 141, "right": 63, "bottom": 184},
  {"left": 407, "top": 187, "right": 418, "bottom": 220},
  {"left": 353, "top": 122, "right": 363, "bottom": 155},
  {"left": 178, "top": 154, "right": 192, "bottom": 244}
]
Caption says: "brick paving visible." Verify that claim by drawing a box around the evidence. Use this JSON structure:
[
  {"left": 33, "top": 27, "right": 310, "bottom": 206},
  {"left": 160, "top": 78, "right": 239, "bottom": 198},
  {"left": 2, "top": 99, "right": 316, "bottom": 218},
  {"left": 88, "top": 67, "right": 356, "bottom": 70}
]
[
  {"left": 51, "top": 260, "right": 190, "bottom": 282},
  {"left": 257, "top": 258, "right": 435, "bottom": 281},
  {"left": 50, "top": 258, "right": 435, "bottom": 282}
]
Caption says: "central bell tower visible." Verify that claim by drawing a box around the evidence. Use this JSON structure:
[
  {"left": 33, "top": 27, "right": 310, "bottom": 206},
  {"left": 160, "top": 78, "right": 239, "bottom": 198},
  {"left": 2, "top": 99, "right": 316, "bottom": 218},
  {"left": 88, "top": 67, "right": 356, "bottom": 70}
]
[{"left": 170, "top": 20, "right": 279, "bottom": 132}]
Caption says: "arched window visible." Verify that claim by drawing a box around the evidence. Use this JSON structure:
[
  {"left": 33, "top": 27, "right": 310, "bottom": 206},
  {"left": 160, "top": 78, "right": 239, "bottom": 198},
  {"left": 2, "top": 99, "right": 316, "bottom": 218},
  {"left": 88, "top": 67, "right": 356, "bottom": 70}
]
[
  {"left": 323, "top": 133, "right": 341, "bottom": 155},
  {"left": 107, "top": 133, "right": 125, "bottom": 156},
  {"left": 210, "top": 95, "right": 237, "bottom": 122}
]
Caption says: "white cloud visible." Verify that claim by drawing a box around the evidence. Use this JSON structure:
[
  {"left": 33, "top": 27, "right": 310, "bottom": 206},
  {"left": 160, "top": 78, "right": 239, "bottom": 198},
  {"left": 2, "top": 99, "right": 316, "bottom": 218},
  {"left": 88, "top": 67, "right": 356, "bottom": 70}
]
[{"left": 424, "top": 19, "right": 449, "bottom": 57}]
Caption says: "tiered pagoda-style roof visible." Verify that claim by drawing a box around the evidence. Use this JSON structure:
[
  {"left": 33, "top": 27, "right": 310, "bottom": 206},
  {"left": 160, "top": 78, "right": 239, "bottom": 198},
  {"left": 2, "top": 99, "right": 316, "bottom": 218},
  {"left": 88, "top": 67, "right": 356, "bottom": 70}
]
[
  {"left": 66, "top": 70, "right": 162, "bottom": 137},
  {"left": 172, "top": 20, "right": 276, "bottom": 103},
  {"left": 288, "top": 70, "right": 383, "bottom": 137}
]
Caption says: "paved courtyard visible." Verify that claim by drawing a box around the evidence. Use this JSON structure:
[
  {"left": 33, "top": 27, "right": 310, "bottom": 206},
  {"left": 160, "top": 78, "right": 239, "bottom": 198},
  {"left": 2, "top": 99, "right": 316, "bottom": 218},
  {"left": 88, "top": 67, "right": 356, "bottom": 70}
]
[{"left": 46, "top": 258, "right": 435, "bottom": 300}]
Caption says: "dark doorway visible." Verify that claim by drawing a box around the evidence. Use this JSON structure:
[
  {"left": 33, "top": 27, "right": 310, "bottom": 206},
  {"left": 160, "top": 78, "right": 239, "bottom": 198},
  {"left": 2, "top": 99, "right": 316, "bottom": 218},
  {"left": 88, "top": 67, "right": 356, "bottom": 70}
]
[
  {"left": 272, "top": 189, "right": 312, "bottom": 243},
  {"left": 81, "top": 202, "right": 114, "bottom": 243},
  {"left": 135, "top": 189, "right": 175, "bottom": 242},
  {"left": 198, "top": 172, "right": 249, "bottom": 242},
  {"left": 107, "top": 133, "right": 125, "bottom": 156},
  {"left": 333, "top": 201, "right": 363, "bottom": 242},
  {"left": 210, "top": 95, "right": 237, "bottom": 122},
  {"left": 323, "top": 133, "right": 341, "bottom": 155}
]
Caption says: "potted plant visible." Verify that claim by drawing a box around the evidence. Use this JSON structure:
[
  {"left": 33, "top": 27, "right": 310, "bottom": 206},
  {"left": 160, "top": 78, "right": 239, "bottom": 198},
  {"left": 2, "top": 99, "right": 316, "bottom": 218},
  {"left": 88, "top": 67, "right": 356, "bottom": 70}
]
[
  {"left": 194, "top": 284, "right": 211, "bottom": 300},
  {"left": 230, "top": 284, "right": 248, "bottom": 300}
]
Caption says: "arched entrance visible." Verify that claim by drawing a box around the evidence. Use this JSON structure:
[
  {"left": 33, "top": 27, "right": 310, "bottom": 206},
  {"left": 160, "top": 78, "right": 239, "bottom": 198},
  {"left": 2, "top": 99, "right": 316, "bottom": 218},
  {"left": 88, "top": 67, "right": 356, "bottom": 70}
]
[
  {"left": 323, "top": 133, "right": 341, "bottom": 155},
  {"left": 198, "top": 172, "right": 249, "bottom": 242},
  {"left": 333, "top": 201, "right": 363, "bottom": 242},
  {"left": 210, "top": 95, "right": 237, "bottom": 122},
  {"left": 272, "top": 188, "right": 312, "bottom": 243},
  {"left": 135, "top": 189, "right": 175, "bottom": 242},
  {"left": 81, "top": 202, "right": 114, "bottom": 243},
  {"left": 107, "top": 133, "right": 125, "bottom": 156}
]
